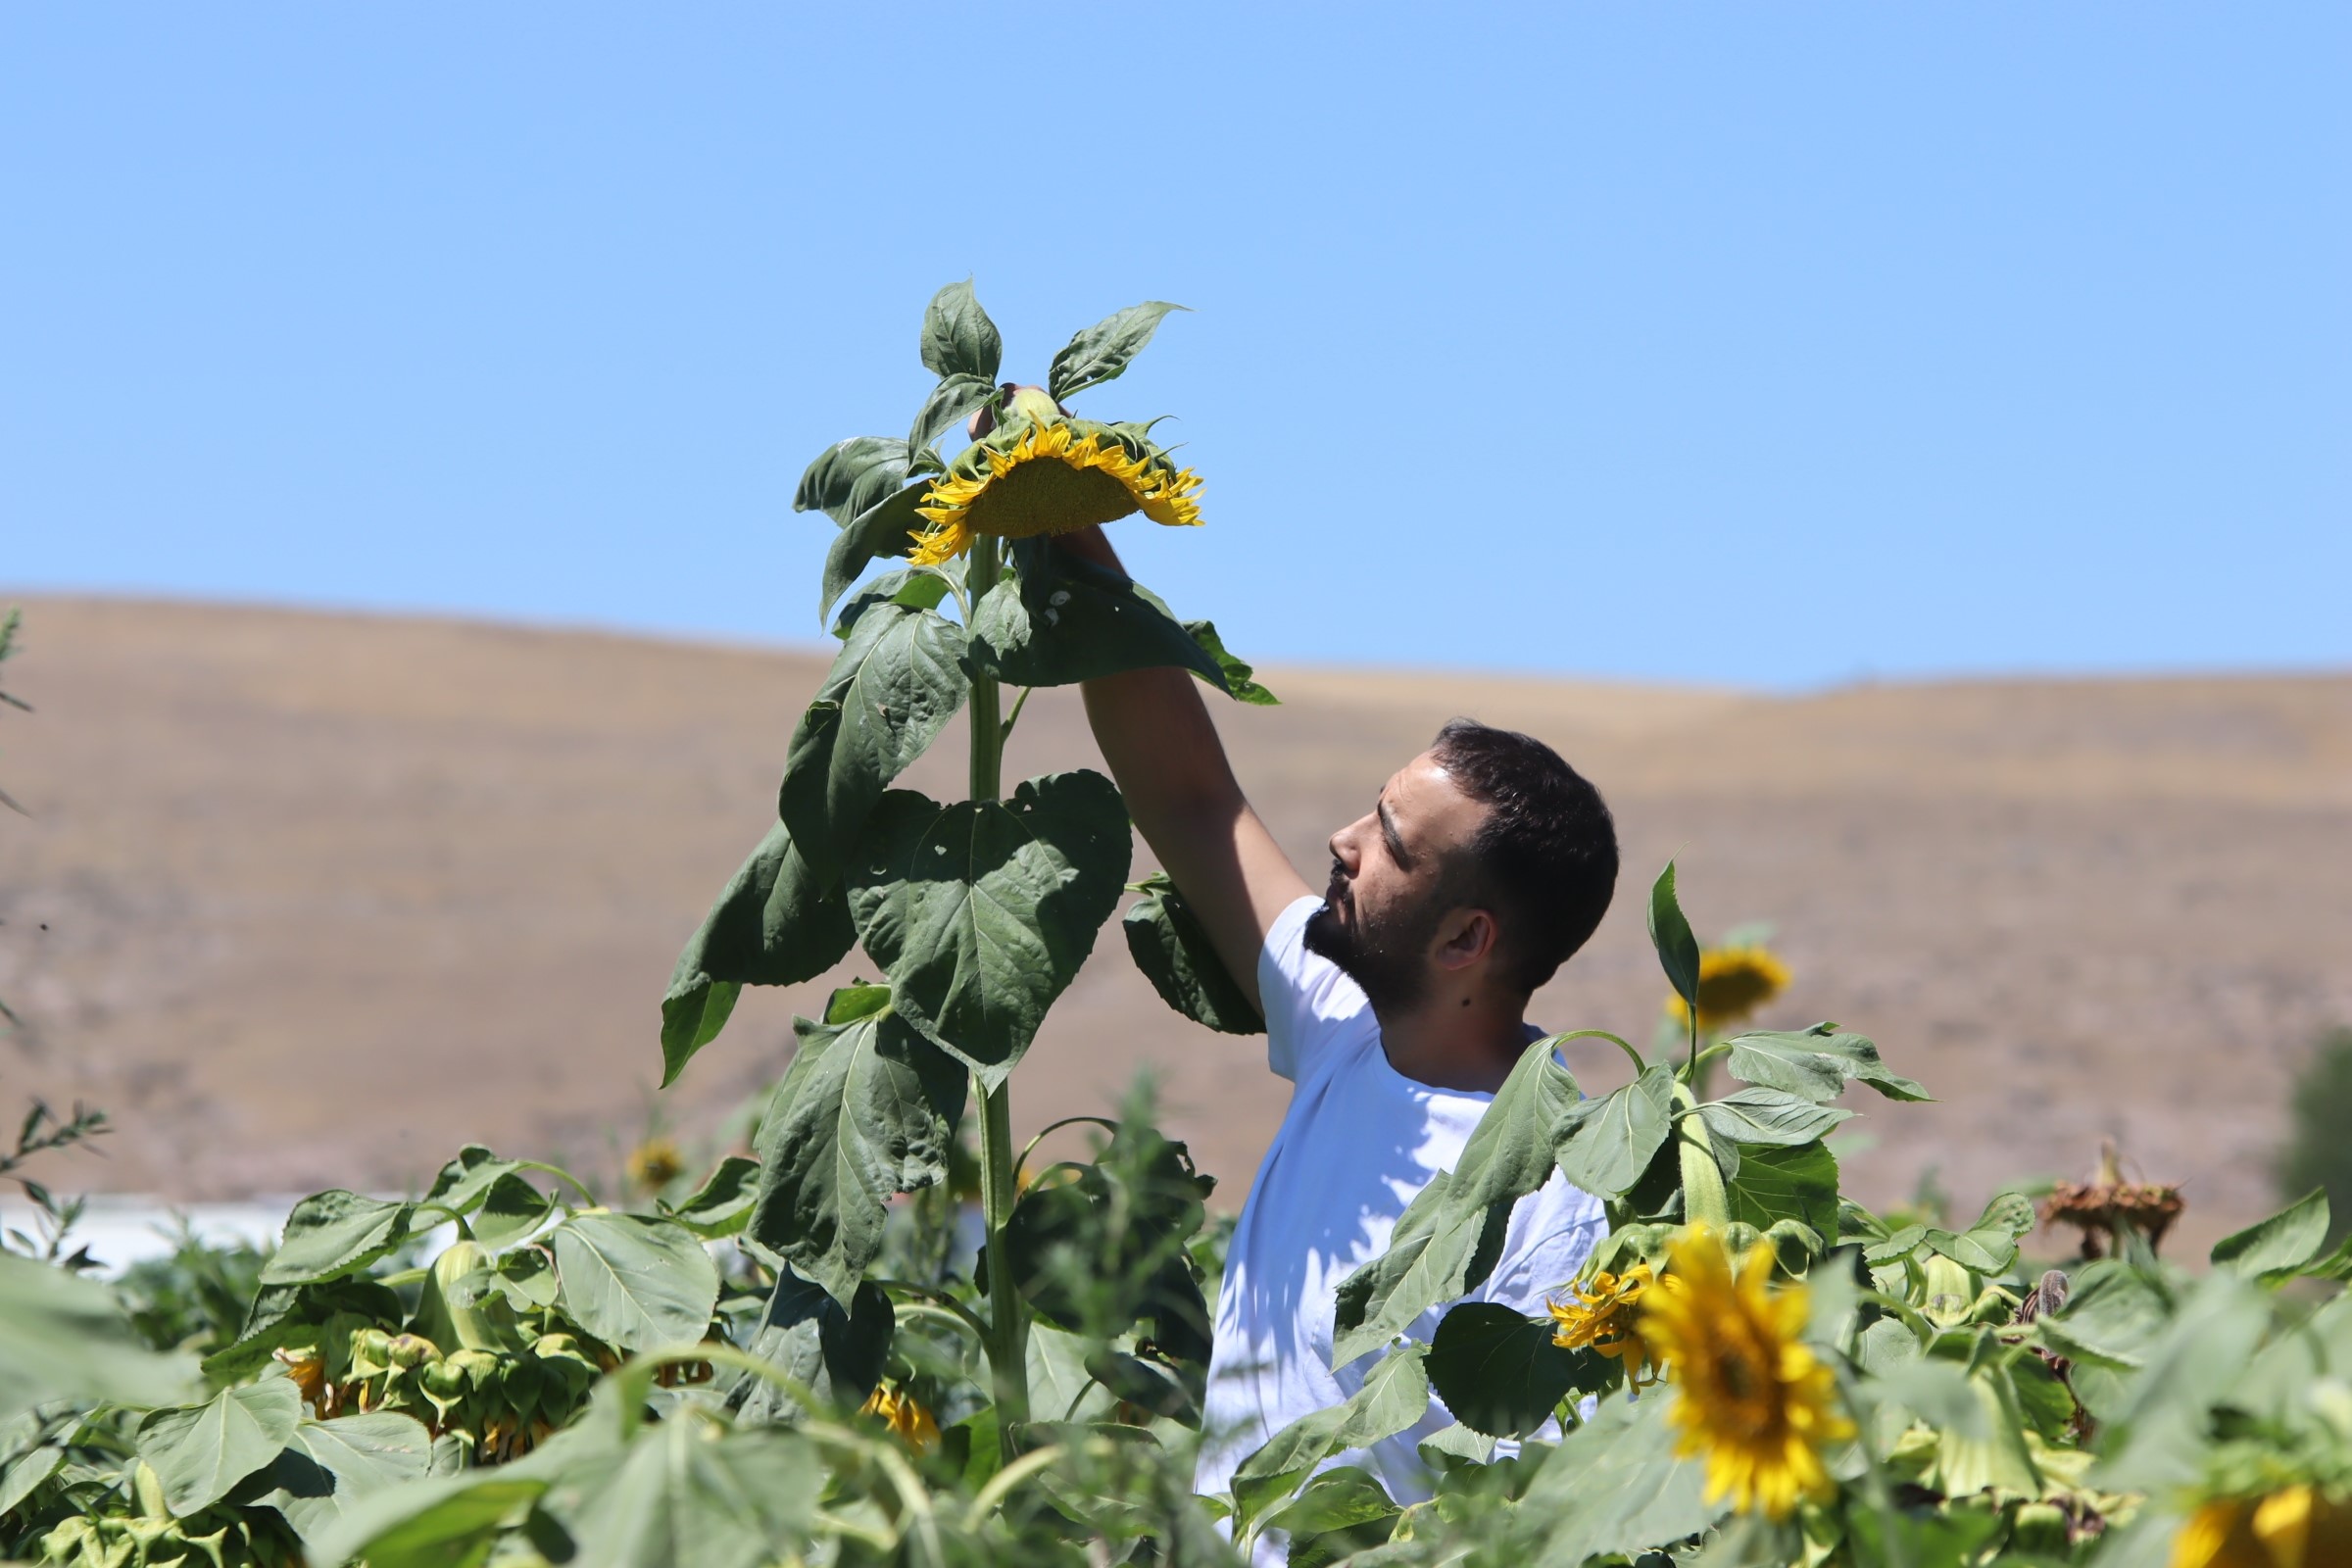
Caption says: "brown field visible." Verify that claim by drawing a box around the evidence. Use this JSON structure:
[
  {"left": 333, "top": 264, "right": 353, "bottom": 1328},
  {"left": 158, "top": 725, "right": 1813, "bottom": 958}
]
[{"left": 3, "top": 596, "right": 2348, "bottom": 1251}]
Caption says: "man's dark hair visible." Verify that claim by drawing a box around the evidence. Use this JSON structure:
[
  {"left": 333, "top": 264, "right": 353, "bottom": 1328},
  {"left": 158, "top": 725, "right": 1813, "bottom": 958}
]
[{"left": 1428, "top": 717, "right": 1619, "bottom": 994}]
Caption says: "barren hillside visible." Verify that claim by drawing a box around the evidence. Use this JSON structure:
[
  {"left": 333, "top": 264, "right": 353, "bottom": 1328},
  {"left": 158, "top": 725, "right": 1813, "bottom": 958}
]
[{"left": 2, "top": 597, "right": 2347, "bottom": 1250}]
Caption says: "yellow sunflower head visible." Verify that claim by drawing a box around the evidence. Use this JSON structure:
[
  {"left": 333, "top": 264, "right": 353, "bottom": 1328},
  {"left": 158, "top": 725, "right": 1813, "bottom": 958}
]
[
  {"left": 624, "top": 1137, "right": 685, "bottom": 1192},
  {"left": 1640, "top": 1223, "right": 1853, "bottom": 1521},
  {"left": 1666, "top": 945, "right": 1793, "bottom": 1036},
  {"left": 859, "top": 1383, "right": 942, "bottom": 1454},
  {"left": 2173, "top": 1485, "right": 2352, "bottom": 1568},
  {"left": 908, "top": 416, "right": 1202, "bottom": 567},
  {"left": 1547, "top": 1263, "right": 1660, "bottom": 1387}
]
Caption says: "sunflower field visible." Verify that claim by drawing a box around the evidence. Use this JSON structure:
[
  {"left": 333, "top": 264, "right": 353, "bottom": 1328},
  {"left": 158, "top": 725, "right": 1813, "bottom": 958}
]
[{"left": 6, "top": 284, "right": 2352, "bottom": 1568}]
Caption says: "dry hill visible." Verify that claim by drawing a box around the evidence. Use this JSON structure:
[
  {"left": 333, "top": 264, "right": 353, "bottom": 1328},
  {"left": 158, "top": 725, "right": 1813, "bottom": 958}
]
[{"left": 2, "top": 597, "right": 2347, "bottom": 1250}]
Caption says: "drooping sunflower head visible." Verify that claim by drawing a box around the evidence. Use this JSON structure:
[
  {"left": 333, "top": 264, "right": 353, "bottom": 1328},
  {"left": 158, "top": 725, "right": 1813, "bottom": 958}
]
[
  {"left": 909, "top": 414, "right": 1202, "bottom": 567},
  {"left": 1666, "top": 945, "right": 1793, "bottom": 1036},
  {"left": 1641, "top": 1223, "right": 1853, "bottom": 1521},
  {"left": 1547, "top": 1262, "right": 1660, "bottom": 1387}
]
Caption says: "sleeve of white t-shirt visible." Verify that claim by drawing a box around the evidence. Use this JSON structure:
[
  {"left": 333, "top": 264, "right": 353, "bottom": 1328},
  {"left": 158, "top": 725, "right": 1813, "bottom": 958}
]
[{"left": 1257, "top": 894, "right": 1370, "bottom": 1083}]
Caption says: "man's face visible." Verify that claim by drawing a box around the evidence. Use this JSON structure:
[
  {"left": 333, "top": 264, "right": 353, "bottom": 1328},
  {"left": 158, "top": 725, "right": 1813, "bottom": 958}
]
[{"left": 1303, "top": 751, "right": 1491, "bottom": 1012}]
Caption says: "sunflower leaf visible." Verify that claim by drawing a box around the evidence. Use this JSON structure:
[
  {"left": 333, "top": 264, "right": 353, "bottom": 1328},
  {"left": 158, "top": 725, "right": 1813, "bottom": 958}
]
[
  {"left": 1646, "top": 861, "right": 1701, "bottom": 1008},
  {"left": 1184, "top": 619, "right": 1279, "bottom": 705},
  {"left": 1425, "top": 1302, "right": 1592, "bottom": 1439},
  {"left": 820, "top": 482, "right": 931, "bottom": 624},
  {"left": 918, "top": 280, "right": 1003, "bottom": 382},
  {"left": 727, "top": 1264, "right": 896, "bottom": 1421},
  {"left": 1722, "top": 1139, "right": 1840, "bottom": 1240},
  {"left": 1512, "top": 1388, "right": 1727, "bottom": 1561},
  {"left": 1122, "top": 872, "right": 1263, "bottom": 1036},
  {"left": 795, "top": 437, "right": 910, "bottom": 527},
  {"left": 1229, "top": 1344, "right": 1429, "bottom": 1535},
  {"left": 1552, "top": 1066, "right": 1678, "bottom": 1196},
  {"left": 779, "top": 598, "right": 968, "bottom": 879},
  {"left": 660, "top": 818, "right": 857, "bottom": 1086},
  {"left": 1697, "top": 1087, "right": 1854, "bottom": 1148},
  {"left": 1049, "top": 302, "right": 1188, "bottom": 403},
  {"left": 746, "top": 1004, "right": 965, "bottom": 1308},
  {"left": 1331, "top": 1038, "right": 1582, "bottom": 1367},
  {"left": 1724, "top": 1023, "right": 1931, "bottom": 1103},
  {"left": 843, "top": 771, "right": 1131, "bottom": 1083},
  {"left": 906, "top": 372, "right": 997, "bottom": 456},
  {"left": 969, "top": 540, "right": 1229, "bottom": 692}
]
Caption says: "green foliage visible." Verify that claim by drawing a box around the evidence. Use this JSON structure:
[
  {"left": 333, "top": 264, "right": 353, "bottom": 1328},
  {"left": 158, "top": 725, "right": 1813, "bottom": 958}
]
[
  {"left": 2276, "top": 1026, "right": 2352, "bottom": 1245},
  {"left": 17, "top": 283, "right": 2352, "bottom": 1568},
  {"left": 1122, "top": 872, "right": 1264, "bottom": 1036}
]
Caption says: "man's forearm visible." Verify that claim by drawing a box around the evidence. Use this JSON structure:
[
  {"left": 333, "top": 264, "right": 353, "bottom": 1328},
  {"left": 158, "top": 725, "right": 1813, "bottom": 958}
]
[
  {"left": 1061, "top": 528, "right": 1305, "bottom": 998},
  {"left": 1060, "top": 529, "right": 1249, "bottom": 840}
]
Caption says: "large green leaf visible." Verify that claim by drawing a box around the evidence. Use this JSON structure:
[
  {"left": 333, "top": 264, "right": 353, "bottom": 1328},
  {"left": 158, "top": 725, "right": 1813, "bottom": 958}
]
[
  {"left": 819, "top": 480, "right": 932, "bottom": 624},
  {"left": 260, "top": 1412, "right": 435, "bottom": 1544},
  {"left": 1722, "top": 1139, "right": 1839, "bottom": 1239},
  {"left": 1183, "top": 619, "right": 1279, "bottom": 705},
  {"left": 918, "top": 280, "right": 1003, "bottom": 382},
  {"left": 663, "top": 1155, "right": 760, "bottom": 1242},
  {"left": 552, "top": 1419, "right": 822, "bottom": 1568},
  {"left": 1697, "top": 1086, "right": 1854, "bottom": 1148},
  {"left": 311, "top": 1470, "right": 550, "bottom": 1568},
  {"left": 1515, "top": 1392, "right": 1726, "bottom": 1566},
  {"left": 1047, "top": 301, "right": 1187, "bottom": 402},
  {"left": 729, "top": 1265, "right": 895, "bottom": 1422},
  {"left": 1229, "top": 1344, "right": 1428, "bottom": 1534},
  {"left": 1646, "top": 860, "right": 1700, "bottom": 1010},
  {"left": 2034, "top": 1259, "right": 2175, "bottom": 1370},
  {"left": 1551, "top": 1066, "right": 1678, "bottom": 1197},
  {"left": 906, "top": 371, "right": 998, "bottom": 457},
  {"left": 844, "top": 770, "right": 1131, "bottom": 1081},
  {"left": 1259, "top": 1466, "right": 1400, "bottom": 1564},
  {"left": 745, "top": 1002, "right": 966, "bottom": 1305},
  {"left": 1425, "top": 1302, "right": 1587, "bottom": 1439},
  {"left": 1332, "top": 1038, "right": 1580, "bottom": 1367},
  {"left": 2091, "top": 1273, "right": 2273, "bottom": 1493},
  {"left": 422, "top": 1147, "right": 520, "bottom": 1219},
  {"left": 778, "top": 598, "right": 967, "bottom": 878},
  {"left": 202, "top": 1277, "right": 405, "bottom": 1385},
  {"left": 1724, "top": 1021, "right": 1930, "bottom": 1102},
  {"left": 1122, "top": 872, "right": 1263, "bottom": 1035},
  {"left": 0, "top": 1252, "right": 197, "bottom": 1418},
  {"left": 1922, "top": 1191, "right": 2038, "bottom": 1274},
  {"left": 967, "top": 540, "right": 1231, "bottom": 693},
  {"left": 549, "top": 1213, "right": 720, "bottom": 1353},
  {"left": 260, "top": 1191, "right": 415, "bottom": 1286},
  {"left": 660, "top": 818, "right": 856, "bottom": 1086},
  {"left": 2211, "top": 1189, "right": 2331, "bottom": 1281},
  {"left": 794, "top": 436, "right": 909, "bottom": 527},
  {"left": 135, "top": 1377, "right": 303, "bottom": 1517}
]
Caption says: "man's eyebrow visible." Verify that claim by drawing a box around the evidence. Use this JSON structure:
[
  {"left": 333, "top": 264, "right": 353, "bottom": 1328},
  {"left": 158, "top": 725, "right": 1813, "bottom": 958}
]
[{"left": 1377, "top": 798, "right": 1411, "bottom": 867}]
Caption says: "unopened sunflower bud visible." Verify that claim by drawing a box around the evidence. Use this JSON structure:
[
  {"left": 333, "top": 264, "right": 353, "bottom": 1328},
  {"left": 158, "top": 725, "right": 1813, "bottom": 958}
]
[{"left": 386, "top": 1333, "right": 440, "bottom": 1370}]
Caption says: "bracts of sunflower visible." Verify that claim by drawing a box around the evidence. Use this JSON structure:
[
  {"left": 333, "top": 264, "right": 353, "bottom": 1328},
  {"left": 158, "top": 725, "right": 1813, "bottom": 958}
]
[{"left": 906, "top": 385, "right": 1202, "bottom": 567}]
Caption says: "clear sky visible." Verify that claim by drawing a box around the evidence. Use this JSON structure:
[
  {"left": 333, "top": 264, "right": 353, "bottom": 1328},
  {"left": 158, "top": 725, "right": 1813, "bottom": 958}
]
[{"left": 4, "top": 5, "right": 2345, "bottom": 689}]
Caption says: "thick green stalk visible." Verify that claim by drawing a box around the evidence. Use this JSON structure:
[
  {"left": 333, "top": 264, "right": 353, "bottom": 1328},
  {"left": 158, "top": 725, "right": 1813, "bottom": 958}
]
[{"left": 963, "top": 536, "right": 1030, "bottom": 1429}]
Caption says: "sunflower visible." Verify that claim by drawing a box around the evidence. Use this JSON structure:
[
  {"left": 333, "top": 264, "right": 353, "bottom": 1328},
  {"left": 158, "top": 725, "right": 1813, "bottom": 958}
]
[
  {"left": 859, "top": 1383, "right": 942, "bottom": 1454},
  {"left": 2174, "top": 1487, "right": 2352, "bottom": 1568},
  {"left": 1641, "top": 1223, "right": 1853, "bottom": 1521},
  {"left": 625, "top": 1137, "right": 684, "bottom": 1192},
  {"left": 1547, "top": 1263, "right": 1660, "bottom": 1387},
  {"left": 909, "top": 418, "right": 1202, "bottom": 566},
  {"left": 1666, "top": 946, "right": 1793, "bottom": 1036}
]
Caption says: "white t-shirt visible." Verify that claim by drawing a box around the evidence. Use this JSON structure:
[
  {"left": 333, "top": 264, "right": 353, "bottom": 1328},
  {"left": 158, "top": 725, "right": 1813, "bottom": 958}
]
[{"left": 1193, "top": 896, "right": 1606, "bottom": 1544}]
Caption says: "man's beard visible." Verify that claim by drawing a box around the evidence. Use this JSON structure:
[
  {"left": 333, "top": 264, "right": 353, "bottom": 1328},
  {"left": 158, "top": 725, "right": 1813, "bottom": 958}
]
[{"left": 1303, "top": 863, "right": 1443, "bottom": 1015}]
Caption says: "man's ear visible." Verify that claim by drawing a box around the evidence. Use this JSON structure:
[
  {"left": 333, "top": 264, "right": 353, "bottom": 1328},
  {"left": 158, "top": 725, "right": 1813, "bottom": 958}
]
[{"left": 1434, "top": 906, "right": 1499, "bottom": 973}]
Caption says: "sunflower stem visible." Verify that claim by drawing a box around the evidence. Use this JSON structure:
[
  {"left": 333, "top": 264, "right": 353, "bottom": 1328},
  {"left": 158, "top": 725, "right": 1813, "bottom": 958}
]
[{"left": 964, "top": 534, "right": 1031, "bottom": 1444}]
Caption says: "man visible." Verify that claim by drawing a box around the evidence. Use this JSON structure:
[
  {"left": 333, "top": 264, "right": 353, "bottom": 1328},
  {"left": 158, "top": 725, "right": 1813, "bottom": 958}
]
[{"left": 1060, "top": 528, "right": 1622, "bottom": 1537}]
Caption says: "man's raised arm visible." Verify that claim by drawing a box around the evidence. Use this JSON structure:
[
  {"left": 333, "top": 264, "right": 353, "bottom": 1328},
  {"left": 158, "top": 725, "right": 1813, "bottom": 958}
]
[{"left": 1059, "top": 528, "right": 1310, "bottom": 1013}]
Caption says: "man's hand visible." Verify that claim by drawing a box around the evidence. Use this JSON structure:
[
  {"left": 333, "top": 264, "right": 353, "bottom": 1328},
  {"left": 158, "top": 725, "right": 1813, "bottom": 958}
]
[{"left": 1063, "top": 528, "right": 1308, "bottom": 1012}]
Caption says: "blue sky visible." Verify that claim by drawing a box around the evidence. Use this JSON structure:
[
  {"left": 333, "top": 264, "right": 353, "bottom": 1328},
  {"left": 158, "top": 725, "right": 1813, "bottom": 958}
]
[{"left": 4, "top": 4, "right": 2344, "bottom": 688}]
